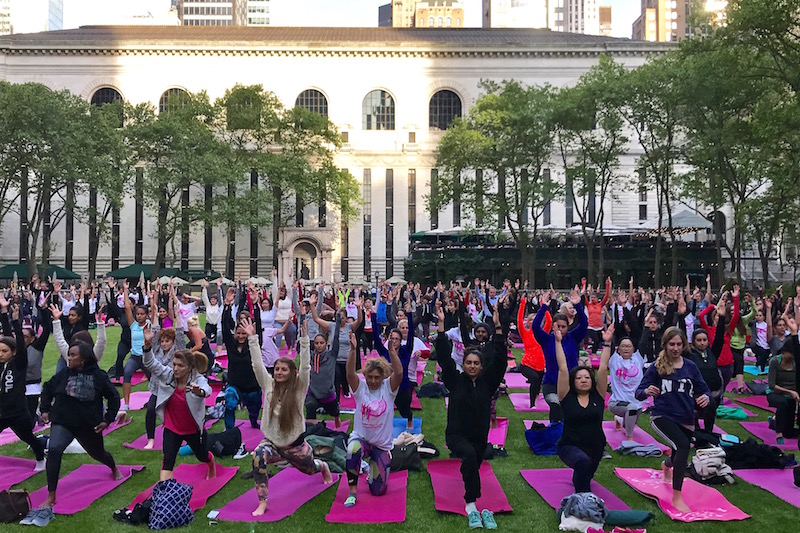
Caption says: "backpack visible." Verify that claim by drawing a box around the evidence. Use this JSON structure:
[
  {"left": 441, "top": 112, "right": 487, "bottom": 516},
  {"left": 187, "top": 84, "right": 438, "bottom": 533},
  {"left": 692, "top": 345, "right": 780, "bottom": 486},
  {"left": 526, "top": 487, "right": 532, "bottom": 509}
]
[
  {"left": 206, "top": 426, "right": 242, "bottom": 457},
  {"left": 305, "top": 435, "right": 346, "bottom": 473},
  {"left": 524, "top": 421, "right": 563, "bottom": 456},
  {"left": 690, "top": 446, "right": 734, "bottom": 485},
  {"left": 417, "top": 382, "right": 448, "bottom": 398},
  {"left": 390, "top": 443, "right": 423, "bottom": 472},
  {"left": 724, "top": 438, "right": 795, "bottom": 469},
  {"left": 149, "top": 479, "right": 194, "bottom": 530}
]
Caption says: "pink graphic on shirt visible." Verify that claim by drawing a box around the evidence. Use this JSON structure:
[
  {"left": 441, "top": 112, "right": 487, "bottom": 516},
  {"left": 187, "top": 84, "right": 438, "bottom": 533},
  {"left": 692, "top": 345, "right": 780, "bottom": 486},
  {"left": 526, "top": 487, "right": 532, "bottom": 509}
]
[
  {"left": 361, "top": 398, "right": 388, "bottom": 423},
  {"left": 616, "top": 364, "right": 640, "bottom": 382}
]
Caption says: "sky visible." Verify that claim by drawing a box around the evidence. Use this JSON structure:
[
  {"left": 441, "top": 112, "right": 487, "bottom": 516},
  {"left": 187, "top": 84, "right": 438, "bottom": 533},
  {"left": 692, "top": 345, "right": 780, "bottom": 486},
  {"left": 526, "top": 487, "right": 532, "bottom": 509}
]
[{"left": 50, "top": 0, "right": 641, "bottom": 39}]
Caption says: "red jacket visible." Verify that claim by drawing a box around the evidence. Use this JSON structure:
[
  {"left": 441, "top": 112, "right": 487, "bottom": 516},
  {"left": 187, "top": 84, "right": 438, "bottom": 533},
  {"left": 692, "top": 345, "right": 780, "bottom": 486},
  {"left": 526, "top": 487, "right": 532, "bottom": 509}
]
[
  {"left": 698, "top": 295, "right": 739, "bottom": 367},
  {"left": 518, "top": 297, "right": 550, "bottom": 372}
]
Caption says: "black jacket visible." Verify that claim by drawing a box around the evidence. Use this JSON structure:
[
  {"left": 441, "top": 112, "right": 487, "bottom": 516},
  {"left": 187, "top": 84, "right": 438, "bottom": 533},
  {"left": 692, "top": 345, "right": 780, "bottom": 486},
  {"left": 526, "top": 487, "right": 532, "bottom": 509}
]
[
  {"left": 0, "top": 313, "right": 28, "bottom": 419},
  {"left": 436, "top": 327, "right": 506, "bottom": 442},
  {"left": 685, "top": 315, "right": 726, "bottom": 393},
  {"left": 40, "top": 362, "right": 120, "bottom": 428},
  {"left": 222, "top": 305, "right": 260, "bottom": 393}
]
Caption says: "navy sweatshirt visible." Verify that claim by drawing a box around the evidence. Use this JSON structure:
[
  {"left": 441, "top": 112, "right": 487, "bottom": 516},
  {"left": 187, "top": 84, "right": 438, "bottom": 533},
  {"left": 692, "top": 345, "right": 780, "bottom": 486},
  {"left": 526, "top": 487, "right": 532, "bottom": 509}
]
[
  {"left": 533, "top": 302, "right": 588, "bottom": 385},
  {"left": 635, "top": 358, "right": 710, "bottom": 426}
]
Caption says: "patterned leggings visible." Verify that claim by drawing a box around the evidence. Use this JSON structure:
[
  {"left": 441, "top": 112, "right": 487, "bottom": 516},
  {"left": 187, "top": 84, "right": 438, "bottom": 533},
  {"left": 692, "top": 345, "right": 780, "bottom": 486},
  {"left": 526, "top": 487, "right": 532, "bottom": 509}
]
[
  {"left": 252, "top": 439, "right": 320, "bottom": 502},
  {"left": 345, "top": 437, "right": 391, "bottom": 496}
]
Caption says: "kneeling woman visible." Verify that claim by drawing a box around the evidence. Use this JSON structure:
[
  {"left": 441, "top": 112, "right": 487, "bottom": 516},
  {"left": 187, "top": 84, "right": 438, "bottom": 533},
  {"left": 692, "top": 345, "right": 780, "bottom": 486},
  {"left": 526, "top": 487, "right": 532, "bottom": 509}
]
[
  {"left": 556, "top": 325, "right": 612, "bottom": 493},
  {"left": 243, "top": 317, "right": 333, "bottom": 517},
  {"left": 142, "top": 326, "right": 216, "bottom": 481},
  {"left": 40, "top": 341, "right": 122, "bottom": 513},
  {"left": 636, "top": 327, "right": 710, "bottom": 513},
  {"left": 434, "top": 302, "right": 506, "bottom": 529},
  {"left": 344, "top": 328, "right": 403, "bottom": 507}
]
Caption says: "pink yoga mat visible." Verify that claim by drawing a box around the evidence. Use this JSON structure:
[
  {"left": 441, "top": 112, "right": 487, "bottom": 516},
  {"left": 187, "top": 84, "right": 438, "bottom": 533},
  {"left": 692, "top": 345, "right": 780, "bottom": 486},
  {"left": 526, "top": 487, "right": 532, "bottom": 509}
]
[
  {"left": 488, "top": 417, "right": 509, "bottom": 446},
  {"left": 602, "top": 421, "right": 670, "bottom": 454},
  {"left": 735, "top": 469, "right": 800, "bottom": 509},
  {"left": 411, "top": 390, "right": 422, "bottom": 410},
  {"left": 0, "top": 423, "right": 49, "bottom": 447},
  {"left": 205, "top": 381, "right": 225, "bottom": 407},
  {"left": 509, "top": 393, "right": 549, "bottom": 413},
  {"left": 504, "top": 373, "right": 529, "bottom": 389},
  {"left": 103, "top": 416, "right": 133, "bottom": 436},
  {"left": 217, "top": 468, "right": 339, "bottom": 522},
  {"left": 326, "top": 469, "right": 408, "bottom": 523},
  {"left": 113, "top": 371, "right": 148, "bottom": 386},
  {"left": 735, "top": 396, "right": 775, "bottom": 413},
  {"left": 741, "top": 421, "right": 798, "bottom": 450},
  {"left": 615, "top": 467, "right": 749, "bottom": 522},
  {"left": 216, "top": 355, "right": 228, "bottom": 369},
  {"left": 428, "top": 460, "right": 512, "bottom": 516},
  {"left": 129, "top": 463, "right": 238, "bottom": 511},
  {"left": 340, "top": 394, "right": 356, "bottom": 410},
  {"left": 0, "top": 456, "right": 40, "bottom": 491},
  {"left": 127, "top": 391, "right": 151, "bottom": 410},
  {"left": 30, "top": 464, "right": 144, "bottom": 514},
  {"left": 521, "top": 468, "right": 629, "bottom": 510},
  {"left": 123, "top": 420, "right": 215, "bottom": 450}
]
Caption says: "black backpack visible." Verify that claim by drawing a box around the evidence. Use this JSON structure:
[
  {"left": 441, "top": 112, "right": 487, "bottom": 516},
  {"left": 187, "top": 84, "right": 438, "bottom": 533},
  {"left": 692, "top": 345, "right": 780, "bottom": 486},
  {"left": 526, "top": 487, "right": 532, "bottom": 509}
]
[{"left": 206, "top": 426, "right": 242, "bottom": 457}]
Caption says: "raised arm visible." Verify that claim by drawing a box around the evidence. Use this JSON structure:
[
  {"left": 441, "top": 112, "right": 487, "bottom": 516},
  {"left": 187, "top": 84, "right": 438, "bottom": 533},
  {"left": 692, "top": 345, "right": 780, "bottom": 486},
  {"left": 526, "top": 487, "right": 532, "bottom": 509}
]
[
  {"left": 388, "top": 330, "right": 404, "bottom": 393},
  {"left": 94, "top": 315, "right": 107, "bottom": 362},
  {"left": 308, "top": 293, "right": 329, "bottom": 330},
  {"left": 434, "top": 301, "right": 458, "bottom": 389},
  {"left": 555, "top": 327, "right": 569, "bottom": 401},
  {"left": 296, "top": 318, "right": 310, "bottom": 393},
  {"left": 242, "top": 317, "right": 271, "bottom": 391},
  {"left": 123, "top": 280, "right": 134, "bottom": 326},
  {"left": 596, "top": 326, "right": 613, "bottom": 397},
  {"left": 485, "top": 307, "right": 507, "bottom": 390},
  {"left": 345, "top": 332, "right": 362, "bottom": 393},
  {"left": 142, "top": 325, "right": 173, "bottom": 382},
  {"left": 49, "top": 305, "right": 69, "bottom": 360}
]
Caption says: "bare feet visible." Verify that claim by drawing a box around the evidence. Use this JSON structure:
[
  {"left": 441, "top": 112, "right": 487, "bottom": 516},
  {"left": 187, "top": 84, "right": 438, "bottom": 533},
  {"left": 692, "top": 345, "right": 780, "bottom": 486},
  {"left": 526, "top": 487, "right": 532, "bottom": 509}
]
[
  {"left": 672, "top": 490, "right": 690, "bottom": 513},
  {"left": 207, "top": 460, "right": 217, "bottom": 479},
  {"left": 406, "top": 421, "right": 414, "bottom": 430},
  {"left": 252, "top": 501, "right": 268, "bottom": 517},
  {"left": 112, "top": 467, "right": 124, "bottom": 481},
  {"left": 614, "top": 418, "right": 623, "bottom": 432},
  {"left": 661, "top": 461, "right": 672, "bottom": 484},
  {"left": 334, "top": 418, "right": 341, "bottom": 429},
  {"left": 320, "top": 461, "right": 333, "bottom": 484},
  {"left": 43, "top": 492, "right": 56, "bottom": 508},
  {"left": 143, "top": 439, "right": 155, "bottom": 450}
]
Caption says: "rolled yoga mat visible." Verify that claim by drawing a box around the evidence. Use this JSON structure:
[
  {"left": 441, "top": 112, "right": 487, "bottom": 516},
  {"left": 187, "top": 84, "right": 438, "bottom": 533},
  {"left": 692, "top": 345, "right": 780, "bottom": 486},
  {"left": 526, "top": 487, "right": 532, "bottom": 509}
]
[
  {"left": 520, "top": 468, "right": 629, "bottom": 510},
  {"left": 427, "top": 459, "right": 512, "bottom": 515},
  {"left": 740, "top": 421, "right": 799, "bottom": 450},
  {"left": 326, "top": 469, "right": 408, "bottom": 523},
  {"left": 215, "top": 468, "right": 339, "bottom": 523},
  {"left": 128, "top": 463, "right": 238, "bottom": 511},
  {"left": 509, "top": 393, "right": 549, "bottom": 413},
  {"left": 615, "top": 467, "right": 749, "bottom": 522},
  {"left": 0, "top": 456, "right": 40, "bottom": 492},
  {"left": 735, "top": 469, "right": 800, "bottom": 509},
  {"left": 488, "top": 417, "right": 509, "bottom": 446},
  {"left": 30, "top": 464, "right": 145, "bottom": 514},
  {"left": 602, "top": 421, "right": 670, "bottom": 454}
]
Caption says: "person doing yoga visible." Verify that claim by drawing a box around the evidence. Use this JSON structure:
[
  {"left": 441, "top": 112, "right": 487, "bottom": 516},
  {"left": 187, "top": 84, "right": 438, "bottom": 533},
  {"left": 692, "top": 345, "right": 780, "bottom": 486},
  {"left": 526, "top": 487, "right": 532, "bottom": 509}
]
[
  {"left": 343, "top": 328, "right": 402, "bottom": 508},
  {"left": 243, "top": 317, "right": 333, "bottom": 517},
  {"left": 636, "top": 327, "right": 710, "bottom": 513},
  {"left": 766, "top": 316, "right": 799, "bottom": 444},
  {"left": 556, "top": 324, "right": 611, "bottom": 493},
  {"left": 434, "top": 301, "right": 506, "bottom": 530},
  {"left": 142, "top": 326, "right": 216, "bottom": 481},
  {"left": 306, "top": 319, "right": 342, "bottom": 428},
  {"left": 606, "top": 334, "right": 644, "bottom": 440}
]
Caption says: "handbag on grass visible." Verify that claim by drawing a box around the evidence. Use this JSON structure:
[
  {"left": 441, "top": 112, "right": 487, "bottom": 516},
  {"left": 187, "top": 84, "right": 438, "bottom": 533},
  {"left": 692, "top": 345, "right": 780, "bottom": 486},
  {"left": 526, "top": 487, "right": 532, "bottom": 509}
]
[{"left": 0, "top": 490, "right": 31, "bottom": 523}]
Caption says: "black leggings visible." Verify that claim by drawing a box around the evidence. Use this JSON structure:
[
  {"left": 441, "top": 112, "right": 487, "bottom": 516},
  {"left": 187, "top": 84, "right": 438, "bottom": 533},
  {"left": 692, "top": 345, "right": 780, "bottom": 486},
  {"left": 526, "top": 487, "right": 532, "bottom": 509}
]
[
  {"left": 146, "top": 394, "right": 158, "bottom": 440},
  {"left": 0, "top": 413, "right": 45, "bottom": 461},
  {"left": 557, "top": 444, "right": 602, "bottom": 493},
  {"left": 447, "top": 434, "right": 486, "bottom": 504},
  {"left": 651, "top": 417, "right": 693, "bottom": 491},
  {"left": 586, "top": 329, "right": 602, "bottom": 354},
  {"left": 767, "top": 392, "right": 798, "bottom": 438},
  {"left": 395, "top": 384, "right": 416, "bottom": 423},
  {"left": 542, "top": 383, "right": 562, "bottom": 423},
  {"left": 162, "top": 428, "right": 211, "bottom": 471},
  {"left": 519, "top": 366, "right": 543, "bottom": 408},
  {"left": 48, "top": 424, "right": 116, "bottom": 491},
  {"left": 27, "top": 394, "right": 40, "bottom": 426},
  {"left": 114, "top": 339, "right": 131, "bottom": 377},
  {"left": 699, "top": 390, "right": 722, "bottom": 432},
  {"left": 335, "top": 362, "right": 350, "bottom": 399},
  {"left": 361, "top": 331, "right": 374, "bottom": 357},
  {"left": 204, "top": 322, "right": 217, "bottom": 344},
  {"left": 731, "top": 347, "right": 745, "bottom": 376},
  {"left": 753, "top": 345, "right": 770, "bottom": 372}
]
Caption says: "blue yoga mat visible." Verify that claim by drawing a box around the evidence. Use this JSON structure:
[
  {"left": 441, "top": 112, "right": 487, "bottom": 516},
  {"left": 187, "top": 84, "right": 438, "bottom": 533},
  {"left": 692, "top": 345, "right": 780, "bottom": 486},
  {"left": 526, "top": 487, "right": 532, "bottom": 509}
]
[
  {"left": 392, "top": 417, "right": 422, "bottom": 438},
  {"left": 743, "top": 365, "right": 767, "bottom": 376}
]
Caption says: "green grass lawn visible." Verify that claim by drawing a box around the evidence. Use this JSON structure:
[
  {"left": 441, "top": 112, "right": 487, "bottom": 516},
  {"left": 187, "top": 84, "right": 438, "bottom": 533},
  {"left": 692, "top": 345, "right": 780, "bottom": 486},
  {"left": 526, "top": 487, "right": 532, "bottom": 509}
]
[{"left": 1, "top": 322, "right": 793, "bottom": 532}]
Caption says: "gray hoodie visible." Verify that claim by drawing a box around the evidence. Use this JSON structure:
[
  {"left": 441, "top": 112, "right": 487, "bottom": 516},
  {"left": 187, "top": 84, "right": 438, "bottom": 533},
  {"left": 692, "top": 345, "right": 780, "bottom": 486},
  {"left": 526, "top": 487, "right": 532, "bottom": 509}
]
[{"left": 309, "top": 320, "right": 340, "bottom": 401}]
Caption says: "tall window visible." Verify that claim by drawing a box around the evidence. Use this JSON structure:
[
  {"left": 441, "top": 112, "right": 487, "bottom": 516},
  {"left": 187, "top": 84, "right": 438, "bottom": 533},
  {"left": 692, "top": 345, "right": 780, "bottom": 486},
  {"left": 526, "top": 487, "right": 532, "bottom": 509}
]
[
  {"left": 363, "top": 169, "right": 372, "bottom": 276},
  {"left": 295, "top": 89, "right": 328, "bottom": 117},
  {"left": 408, "top": 169, "right": 417, "bottom": 236},
  {"left": 429, "top": 90, "right": 462, "bottom": 131},
  {"left": 362, "top": 90, "right": 395, "bottom": 130},
  {"left": 90, "top": 87, "right": 123, "bottom": 126},
  {"left": 159, "top": 88, "right": 190, "bottom": 114},
  {"left": 430, "top": 169, "right": 439, "bottom": 229},
  {"left": 385, "top": 169, "right": 394, "bottom": 277}
]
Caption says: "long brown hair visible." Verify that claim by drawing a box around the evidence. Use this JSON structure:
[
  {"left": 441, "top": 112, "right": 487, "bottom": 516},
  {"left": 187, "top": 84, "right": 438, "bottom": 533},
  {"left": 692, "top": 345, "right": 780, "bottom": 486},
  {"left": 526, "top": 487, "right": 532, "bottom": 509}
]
[
  {"left": 268, "top": 356, "right": 300, "bottom": 434},
  {"left": 655, "top": 327, "right": 687, "bottom": 376},
  {"left": 173, "top": 350, "right": 208, "bottom": 374}
]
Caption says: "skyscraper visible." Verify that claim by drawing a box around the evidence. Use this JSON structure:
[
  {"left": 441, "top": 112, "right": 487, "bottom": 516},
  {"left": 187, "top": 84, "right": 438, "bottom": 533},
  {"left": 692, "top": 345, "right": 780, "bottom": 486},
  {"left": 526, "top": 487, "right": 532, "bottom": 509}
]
[
  {"left": 632, "top": 0, "right": 687, "bottom": 41},
  {"left": 392, "top": 0, "right": 417, "bottom": 27},
  {"left": 48, "top": 0, "right": 62, "bottom": 30},
  {"left": 415, "top": 0, "right": 464, "bottom": 28},
  {"left": 178, "top": 0, "right": 268, "bottom": 26},
  {"left": 482, "top": 0, "right": 599, "bottom": 35},
  {"left": 378, "top": 3, "right": 392, "bottom": 26},
  {"left": 599, "top": 4, "right": 611, "bottom": 36}
]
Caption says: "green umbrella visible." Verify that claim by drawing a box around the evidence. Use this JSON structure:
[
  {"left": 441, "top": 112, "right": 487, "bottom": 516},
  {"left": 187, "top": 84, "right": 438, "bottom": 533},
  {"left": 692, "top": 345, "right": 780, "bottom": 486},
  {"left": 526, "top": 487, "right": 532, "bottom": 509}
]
[
  {"left": 0, "top": 264, "right": 81, "bottom": 280},
  {"left": 105, "top": 264, "right": 180, "bottom": 280}
]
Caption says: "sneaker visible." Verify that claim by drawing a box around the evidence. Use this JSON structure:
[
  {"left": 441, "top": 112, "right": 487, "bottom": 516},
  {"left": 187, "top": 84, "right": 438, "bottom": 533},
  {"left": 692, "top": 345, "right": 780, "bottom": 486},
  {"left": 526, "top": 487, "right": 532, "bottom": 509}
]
[
  {"left": 468, "top": 510, "right": 483, "bottom": 529},
  {"left": 34, "top": 459, "right": 46, "bottom": 472},
  {"left": 32, "top": 507, "right": 54, "bottom": 527},
  {"left": 602, "top": 450, "right": 613, "bottom": 459},
  {"left": 233, "top": 444, "right": 248, "bottom": 460},
  {"left": 19, "top": 508, "right": 40, "bottom": 526},
  {"left": 481, "top": 509, "right": 497, "bottom": 530},
  {"left": 776, "top": 436, "right": 785, "bottom": 445},
  {"left": 344, "top": 495, "right": 357, "bottom": 508},
  {"left": 768, "top": 416, "right": 776, "bottom": 430}
]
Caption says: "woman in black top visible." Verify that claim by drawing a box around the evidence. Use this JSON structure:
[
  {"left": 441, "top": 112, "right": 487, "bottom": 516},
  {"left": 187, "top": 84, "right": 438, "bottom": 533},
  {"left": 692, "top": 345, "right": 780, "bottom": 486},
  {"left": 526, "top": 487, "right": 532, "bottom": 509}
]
[
  {"left": 684, "top": 304, "right": 726, "bottom": 432},
  {"left": 221, "top": 291, "right": 262, "bottom": 431},
  {"left": 434, "top": 301, "right": 506, "bottom": 529},
  {"left": 555, "top": 324, "right": 612, "bottom": 493}
]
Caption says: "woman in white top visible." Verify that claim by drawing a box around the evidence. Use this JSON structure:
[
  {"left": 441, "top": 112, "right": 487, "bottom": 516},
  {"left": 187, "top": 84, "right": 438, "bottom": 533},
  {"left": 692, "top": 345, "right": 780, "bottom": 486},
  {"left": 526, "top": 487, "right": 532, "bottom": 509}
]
[
  {"left": 272, "top": 269, "right": 296, "bottom": 354},
  {"left": 605, "top": 333, "right": 645, "bottom": 440},
  {"left": 344, "top": 330, "right": 402, "bottom": 508},
  {"left": 242, "top": 317, "right": 332, "bottom": 517}
]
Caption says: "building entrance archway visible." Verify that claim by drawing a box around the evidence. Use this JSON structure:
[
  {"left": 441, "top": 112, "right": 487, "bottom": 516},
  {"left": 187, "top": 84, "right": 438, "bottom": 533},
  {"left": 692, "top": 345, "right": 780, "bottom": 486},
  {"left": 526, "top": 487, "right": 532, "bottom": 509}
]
[{"left": 278, "top": 227, "right": 334, "bottom": 283}]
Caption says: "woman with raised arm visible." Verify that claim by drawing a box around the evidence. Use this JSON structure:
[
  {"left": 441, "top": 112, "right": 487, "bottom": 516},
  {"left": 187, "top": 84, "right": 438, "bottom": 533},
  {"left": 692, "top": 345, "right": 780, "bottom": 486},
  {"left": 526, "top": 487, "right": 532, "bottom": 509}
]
[
  {"left": 343, "top": 326, "right": 402, "bottom": 508},
  {"left": 434, "top": 301, "right": 506, "bottom": 530},
  {"left": 243, "top": 317, "right": 333, "bottom": 517},
  {"left": 518, "top": 294, "right": 550, "bottom": 408},
  {"left": 556, "top": 324, "right": 612, "bottom": 493},
  {"left": 120, "top": 280, "right": 151, "bottom": 411},
  {"left": 221, "top": 291, "right": 263, "bottom": 430},
  {"left": 635, "top": 327, "right": 711, "bottom": 513}
]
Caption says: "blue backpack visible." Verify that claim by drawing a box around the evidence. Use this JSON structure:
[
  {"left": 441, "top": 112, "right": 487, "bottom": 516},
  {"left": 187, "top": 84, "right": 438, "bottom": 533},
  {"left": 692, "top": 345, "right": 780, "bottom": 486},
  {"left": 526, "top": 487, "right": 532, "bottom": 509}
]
[{"left": 525, "top": 421, "right": 563, "bottom": 455}]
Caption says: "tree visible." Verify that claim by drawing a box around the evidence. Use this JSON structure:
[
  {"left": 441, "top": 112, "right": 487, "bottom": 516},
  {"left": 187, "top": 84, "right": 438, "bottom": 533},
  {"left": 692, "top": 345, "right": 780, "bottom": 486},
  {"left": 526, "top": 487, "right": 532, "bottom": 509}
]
[
  {"left": 553, "top": 56, "right": 629, "bottom": 285},
  {"left": 429, "top": 80, "right": 558, "bottom": 284}
]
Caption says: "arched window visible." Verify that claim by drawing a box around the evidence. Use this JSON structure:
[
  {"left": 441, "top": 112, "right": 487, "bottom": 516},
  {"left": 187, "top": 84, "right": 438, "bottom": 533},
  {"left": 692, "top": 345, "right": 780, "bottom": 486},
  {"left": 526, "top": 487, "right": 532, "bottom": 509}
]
[
  {"left": 446, "top": 16, "right": 452, "bottom": 27},
  {"left": 429, "top": 90, "right": 462, "bottom": 131},
  {"left": 295, "top": 89, "right": 328, "bottom": 117},
  {"left": 159, "top": 88, "right": 190, "bottom": 114},
  {"left": 429, "top": 16, "right": 434, "bottom": 26},
  {"left": 362, "top": 90, "right": 395, "bottom": 131},
  {"left": 437, "top": 17, "right": 443, "bottom": 26},
  {"left": 90, "top": 87, "right": 123, "bottom": 107}
]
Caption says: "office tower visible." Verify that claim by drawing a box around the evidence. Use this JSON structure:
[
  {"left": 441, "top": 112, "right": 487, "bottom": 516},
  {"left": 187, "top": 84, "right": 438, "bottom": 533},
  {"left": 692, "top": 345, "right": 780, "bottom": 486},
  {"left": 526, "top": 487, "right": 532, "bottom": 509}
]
[
  {"left": 178, "top": 0, "right": 267, "bottom": 26},
  {"left": 415, "top": 0, "right": 464, "bottom": 28},
  {"left": 599, "top": 4, "right": 611, "bottom": 36},
  {"left": 379, "top": 2, "right": 392, "bottom": 26},
  {"left": 632, "top": 0, "right": 687, "bottom": 41}
]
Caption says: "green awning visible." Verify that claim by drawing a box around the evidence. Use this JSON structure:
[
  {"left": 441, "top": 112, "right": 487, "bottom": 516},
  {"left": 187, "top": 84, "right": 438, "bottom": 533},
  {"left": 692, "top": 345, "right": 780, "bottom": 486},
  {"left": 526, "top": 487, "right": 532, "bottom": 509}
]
[
  {"left": 177, "top": 269, "right": 222, "bottom": 281},
  {"left": 105, "top": 264, "right": 180, "bottom": 280},
  {"left": 0, "top": 264, "right": 81, "bottom": 280}
]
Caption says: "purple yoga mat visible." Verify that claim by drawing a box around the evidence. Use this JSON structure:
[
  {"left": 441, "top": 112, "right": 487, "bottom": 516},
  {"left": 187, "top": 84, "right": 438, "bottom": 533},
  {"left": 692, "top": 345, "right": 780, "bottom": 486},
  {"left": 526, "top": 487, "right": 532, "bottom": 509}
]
[
  {"left": 504, "top": 373, "right": 529, "bottom": 389},
  {"left": 103, "top": 416, "right": 132, "bottom": 436},
  {"left": 123, "top": 420, "right": 215, "bottom": 450},
  {"left": 735, "top": 396, "right": 775, "bottom": 412},
  {"left": 740, "top": 421, "right": 798, "bottom": 450},
  {"left": 735, "top": 469, "right": 800, "bottom": 509},
  {"left": 217, "top": 468, "right": 339, "bottom": 522},
  {"left": 0, "top": 456, "right": 39, "bottom": 491},
  {"left": 428, "top": 460, "right": 512, "bottom": 516},
  {"left": 205, "top": 381, "right": 225, "bottom": 407},
  {"left": 509, "top": 393, "right": 549, "bottom": 413},
  {"left": 129, "top": 463, "right": 238, "bottom": 510},
  {"left": 488, "top": 417, "right": 509, "bottom": 446},
  {"left": 615, "top": 467, "right": 749, "bottom": 522},
  {"left": 113, "top": 371, "right": 148, "bottom": 386},
  {"left": 126, "top": 391, "right": 151, "bottom": 410},
  {"left": 326, "top": 470, "right": 408, "bottom": 523},
  {"left": 29, "top": 464, "right": 144, "bottom": 514},
  {"left": 520, "top": 468, "right": 629, "bottom": 510},
  {"left": 602, "top": 421, "right": 670, "bottom": 454},
  {"left": 0, "top": 423, "right": 49, "bottom": 447}
]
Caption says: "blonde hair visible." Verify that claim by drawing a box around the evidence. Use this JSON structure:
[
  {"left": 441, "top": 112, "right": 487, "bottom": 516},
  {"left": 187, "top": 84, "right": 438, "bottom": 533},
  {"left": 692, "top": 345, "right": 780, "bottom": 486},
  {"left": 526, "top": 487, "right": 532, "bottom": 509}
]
[
  {"left": 187, "top": 316, "right": 199, "bottom": 329},
  {"left": 655, "top": 327, "right": 687, "bottom": 376},
  {"left": 362, "top": 357, "right": 391, "bottom": 379}
]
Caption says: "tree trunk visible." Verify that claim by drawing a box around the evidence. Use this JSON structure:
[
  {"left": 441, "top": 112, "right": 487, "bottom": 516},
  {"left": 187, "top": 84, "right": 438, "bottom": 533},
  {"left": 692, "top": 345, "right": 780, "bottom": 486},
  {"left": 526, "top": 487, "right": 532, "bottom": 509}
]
[
  {"left": 272, "top": 184, "right": 282, "bottom": 269},
  {"left": 41, "top": 175, "right": 52, "bottom": 267},
  {"left": 19, "top": 168, "right": 29, "bottom": 273},
  {"left": 597, "top": 230, "right": 605, "bottom": 287},
  {"left": 584, "top": 229, "right": 595, "bottom": 283},
  {"left": 226, "top": 182, "right": 235, "bottom": 277},
  {"left": 152, "top": 193, "right": 168, "bottom": 280},
  {"left": 65, "top": 182, "right": 74, "bottom": 271},
  {"left": 653, "top": 185, "right": 664, "bottom": 288},
  {"left": 88, "top": 190, "right": 98, "bottom": 279}
]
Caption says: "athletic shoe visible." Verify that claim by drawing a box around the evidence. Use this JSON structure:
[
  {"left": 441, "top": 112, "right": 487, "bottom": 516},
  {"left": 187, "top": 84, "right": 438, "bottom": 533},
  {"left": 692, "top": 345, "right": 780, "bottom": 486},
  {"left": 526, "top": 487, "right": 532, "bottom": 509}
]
[
  {"left": 344, "top": 495, "right": 357, "bottom": 508},
  {"left": 602, "top": 450, "right": 613, "bottom": 459},
  {"left": 468, "top": 510, "right": 483, "bottom": 529},
  {"left": 776, "top": 437, "right": 785, "bottom": 445},
  {"left": 481, "top": 509, "right": 497, "bottom": 530},
  {"left": 32, "top": 507, "right": 54, "bottom": 527},
  {"left": 34, "top": 459, "right": 46, "bottom": 472},
  {"left": 19, "top": 509, "right": 40, "bottom": 525},
  {"left": 768, "top": 416, "right": 775, "bottom": 430},
  {"left": 233, "top": 444, "right": 249, "bottom": 460}
]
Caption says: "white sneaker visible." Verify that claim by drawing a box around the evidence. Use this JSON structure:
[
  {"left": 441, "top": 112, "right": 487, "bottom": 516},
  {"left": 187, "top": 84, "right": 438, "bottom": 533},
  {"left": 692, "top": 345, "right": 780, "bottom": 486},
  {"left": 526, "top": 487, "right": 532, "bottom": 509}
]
[
  {"left": 34, "top": 459, "right": 46, "bottom": 472},
  {"left": 233, "top": 444, "right": 249, "bottom": 460}
]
